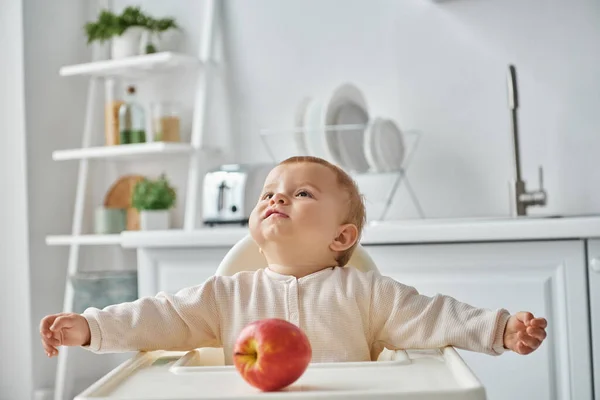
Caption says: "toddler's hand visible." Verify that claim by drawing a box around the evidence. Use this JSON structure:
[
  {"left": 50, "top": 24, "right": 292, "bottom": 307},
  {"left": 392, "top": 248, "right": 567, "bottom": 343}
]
[
  {"left": 503, "top": 311, "right": 547, "bottom": 355},
  {"left": 39, "top": 313, "right": 91, "bottom": 358}
]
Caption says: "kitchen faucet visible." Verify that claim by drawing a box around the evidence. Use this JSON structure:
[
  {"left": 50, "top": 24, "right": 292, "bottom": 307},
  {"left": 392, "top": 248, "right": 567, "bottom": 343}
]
[{"left": 507, "top": 65, "right": 547, "bottom": 216}]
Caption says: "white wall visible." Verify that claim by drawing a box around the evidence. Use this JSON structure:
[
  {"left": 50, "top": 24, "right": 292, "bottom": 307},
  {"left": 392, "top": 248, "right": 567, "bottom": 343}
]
[
  {"left": 220, "top": 0, "right": 600, "bottom": 220},
  {"left": 0, "top": 0, "right": 34, "bottom": 398}
]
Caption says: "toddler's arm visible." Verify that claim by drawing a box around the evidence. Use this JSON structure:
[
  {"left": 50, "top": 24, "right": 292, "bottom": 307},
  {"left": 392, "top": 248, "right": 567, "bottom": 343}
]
[
  {"left": 369, "top": 274, "right": 510, "bottom": 355},
  {"left": 40, "top": 276, "right": 221, "bottom": 356}
]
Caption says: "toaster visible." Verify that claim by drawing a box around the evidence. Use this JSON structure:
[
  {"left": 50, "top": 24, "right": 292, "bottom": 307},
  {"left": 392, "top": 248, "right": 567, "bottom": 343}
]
[{"left": 202, "top": 163, "right": 275, "bottom": 226}]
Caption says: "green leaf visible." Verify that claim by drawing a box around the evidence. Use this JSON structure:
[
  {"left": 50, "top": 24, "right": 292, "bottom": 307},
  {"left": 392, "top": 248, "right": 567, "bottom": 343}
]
[
  {"left": 131, "top": 175, "right": 177, "bottom": 211},
  {"left": 84, "top": 9, "right": 119, "bottom": 44}
]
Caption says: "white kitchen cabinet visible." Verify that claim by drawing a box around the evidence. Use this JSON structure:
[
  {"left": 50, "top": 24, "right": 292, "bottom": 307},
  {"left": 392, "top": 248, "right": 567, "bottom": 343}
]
[
  {"left": 588, "top": 239, "right": 600, "bottom": 400},
  {"left": 137, "top": 247, "right": 230, "bottom": 297},
  {"left": 365, "top": 240, "right": 593, "bottom": 400}
]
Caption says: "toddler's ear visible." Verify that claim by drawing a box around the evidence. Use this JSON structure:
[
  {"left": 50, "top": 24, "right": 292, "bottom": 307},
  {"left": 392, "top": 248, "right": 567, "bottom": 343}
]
[{"left": 330, "top": 224, "right": 358, "bottom": 252}]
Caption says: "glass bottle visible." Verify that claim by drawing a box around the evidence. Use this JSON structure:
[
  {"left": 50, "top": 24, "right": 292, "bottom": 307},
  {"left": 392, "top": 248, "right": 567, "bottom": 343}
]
[
  {"left": 118, "top": 85, "right": 146, "bottom": 144},
  {"left": 104, "top": 80, "right": 123, "bottom": 146}
]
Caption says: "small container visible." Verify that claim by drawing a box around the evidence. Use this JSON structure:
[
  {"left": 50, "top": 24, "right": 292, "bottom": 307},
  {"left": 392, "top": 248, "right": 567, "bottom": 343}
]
[
  {"left": 151, "top": 102, "right": 181, "bottom": 142},
  {"left": 71, "top": 270, "right": 138, "bottom": 314},
  {"left": 94, "top": 207, "right": 127, "bottom": 234},
  {"left": 139, "top": 209, "right": 170, "bottom": 230}
]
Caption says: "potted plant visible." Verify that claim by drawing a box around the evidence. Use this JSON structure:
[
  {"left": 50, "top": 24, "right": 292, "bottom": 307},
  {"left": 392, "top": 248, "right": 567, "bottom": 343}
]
[
  {"left": 110, "top": 6, "right": 148, "bottom": 59},
  {"left": 143, "top": 17, "right": 179, "bottom": 54},
  {"left": 84, "top": 7, "right": 178, "bottom": 59},
  {"left": 131, "top": 174, "right": 176, "bottom": 230}
]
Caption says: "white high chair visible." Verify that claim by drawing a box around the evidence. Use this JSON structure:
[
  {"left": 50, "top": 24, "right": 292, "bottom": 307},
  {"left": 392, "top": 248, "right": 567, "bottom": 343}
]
[
  {"left": 75, "top": 235, "right": 487, "bottom": 400},
  {"left": 215, "top": 233, "right": 379, "bottom": 275}
]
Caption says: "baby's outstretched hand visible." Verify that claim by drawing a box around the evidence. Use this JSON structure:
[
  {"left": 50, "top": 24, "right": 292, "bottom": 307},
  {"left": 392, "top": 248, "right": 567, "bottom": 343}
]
[
  {"left": 503, "top": 311, "right": 547, "bottom": 355},
  {"left": 39, "top": 313, "right": 91, "bottom": 358}
]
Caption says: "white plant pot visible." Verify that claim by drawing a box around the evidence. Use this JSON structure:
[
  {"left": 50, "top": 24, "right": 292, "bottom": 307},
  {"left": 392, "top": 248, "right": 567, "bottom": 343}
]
[
  {"left": 111, "top": 27, "right": 145, "bottom": 59},
  {"left": 140, "top": 210, "right": 170, "bottom": 230},
  {"left": 140, "top": 30, "right": 159, "bottom": 54},
  {"left": 91, "top": 41, "right": 111, "bottom": 61}
]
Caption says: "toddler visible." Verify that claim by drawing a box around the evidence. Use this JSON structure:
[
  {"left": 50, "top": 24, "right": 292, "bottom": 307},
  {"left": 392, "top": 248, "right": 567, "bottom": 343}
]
[{"left": 40, "top": 156, "right": 547, "bottom": 364}]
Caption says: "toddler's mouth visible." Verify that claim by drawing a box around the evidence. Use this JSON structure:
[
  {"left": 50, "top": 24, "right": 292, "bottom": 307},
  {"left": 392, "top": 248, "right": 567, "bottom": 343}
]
[{"left": 264, "top": 209, "right": 289, "bottom": 219}]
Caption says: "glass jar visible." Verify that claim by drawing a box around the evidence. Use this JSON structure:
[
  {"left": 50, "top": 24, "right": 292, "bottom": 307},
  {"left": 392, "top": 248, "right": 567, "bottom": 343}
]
[{"left": 151, "top": 102, "right": 181, "bottom": 142}]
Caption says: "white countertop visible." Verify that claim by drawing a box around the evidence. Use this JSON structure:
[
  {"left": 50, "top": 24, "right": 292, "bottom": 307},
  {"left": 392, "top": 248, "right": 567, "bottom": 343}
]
[{"left": 121, "top": 215, "right": 600, "bottom": 248}]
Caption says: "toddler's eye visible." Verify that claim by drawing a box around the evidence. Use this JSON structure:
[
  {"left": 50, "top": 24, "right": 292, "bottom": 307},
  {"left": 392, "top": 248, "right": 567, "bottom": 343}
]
[
  {"left": 296, "top": 190, "right": 312, "bottom": 198},
  {"left": 262, "top": 192, "right": 273, "bottom": 200}
]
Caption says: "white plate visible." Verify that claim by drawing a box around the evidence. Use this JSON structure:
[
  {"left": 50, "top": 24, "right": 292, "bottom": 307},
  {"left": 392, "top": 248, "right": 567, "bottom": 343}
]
[
  {"left": 323, "top": 83, "right": 370, "bottom": 172},
  {"left": 376, "top": 118, "right": 405, "bottom": 171},
  {"left": 294, "top": 97, "right": 311, "bottom": 156},
  {"left": 303, "top": 98, "right": 328, "bottom": 159},
  {"left": 364, "top": 118, "right": 405, "bottom": 172},
  {"left": 363, "top": 117, "right": 382, "bottom": 172}
]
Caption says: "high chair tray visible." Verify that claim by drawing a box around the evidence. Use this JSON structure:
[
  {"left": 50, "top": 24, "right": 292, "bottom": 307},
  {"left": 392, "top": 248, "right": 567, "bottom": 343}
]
[{"left": 75, "top": 347, "right": 486, "bottom": 400}]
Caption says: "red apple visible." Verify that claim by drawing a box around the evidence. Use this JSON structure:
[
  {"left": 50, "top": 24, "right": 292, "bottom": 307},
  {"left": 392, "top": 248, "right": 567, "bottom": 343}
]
[{"left": 233, "top": 318, "right": 312, "bottom": 391}]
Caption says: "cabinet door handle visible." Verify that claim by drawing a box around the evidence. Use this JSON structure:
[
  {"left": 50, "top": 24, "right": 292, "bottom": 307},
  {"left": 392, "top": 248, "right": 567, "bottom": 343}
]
[{"left": 591, "top": 258, "right": 600, "bottom": 273}]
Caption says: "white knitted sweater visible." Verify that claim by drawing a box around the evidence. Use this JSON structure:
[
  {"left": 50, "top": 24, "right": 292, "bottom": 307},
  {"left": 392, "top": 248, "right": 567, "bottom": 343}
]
[{"left": 83, "top": 267, "right": 510, "bottom": 364}]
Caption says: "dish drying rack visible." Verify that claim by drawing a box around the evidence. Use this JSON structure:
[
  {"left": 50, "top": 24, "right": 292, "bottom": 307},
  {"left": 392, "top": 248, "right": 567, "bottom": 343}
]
[{"left": 258, "top": 123, "right": 425, "bottom": 221}]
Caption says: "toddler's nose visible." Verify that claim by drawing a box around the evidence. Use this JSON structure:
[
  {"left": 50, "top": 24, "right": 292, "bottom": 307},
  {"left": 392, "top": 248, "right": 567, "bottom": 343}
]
[{"left": 270, "top": 193, "right": 288, "bottom": 205}]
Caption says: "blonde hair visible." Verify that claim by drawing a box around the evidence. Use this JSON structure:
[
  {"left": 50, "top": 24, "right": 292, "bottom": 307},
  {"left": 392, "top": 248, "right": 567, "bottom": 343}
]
[{"left": 279, "top": 156, "right": 366, "bottom": 266}]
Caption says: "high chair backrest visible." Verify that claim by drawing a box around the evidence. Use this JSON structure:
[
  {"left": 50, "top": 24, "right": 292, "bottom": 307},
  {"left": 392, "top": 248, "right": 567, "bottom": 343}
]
[{"left": 215, "top": 234, "right": 379, "bottom": 276}]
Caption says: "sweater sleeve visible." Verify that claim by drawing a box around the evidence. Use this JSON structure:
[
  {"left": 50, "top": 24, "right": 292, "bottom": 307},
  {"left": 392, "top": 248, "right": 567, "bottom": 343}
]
[
  {"left": 81, "top": 276, "right": 221, "bottom": 353},
  {"left": 369, "top": 274, "right": 510, "bottom": 356}
]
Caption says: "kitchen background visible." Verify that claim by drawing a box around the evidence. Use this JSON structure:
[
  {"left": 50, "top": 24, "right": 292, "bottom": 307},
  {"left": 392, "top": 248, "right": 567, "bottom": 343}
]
[{"left": 1, "top": 0, "right": 599, "bottom": 399}]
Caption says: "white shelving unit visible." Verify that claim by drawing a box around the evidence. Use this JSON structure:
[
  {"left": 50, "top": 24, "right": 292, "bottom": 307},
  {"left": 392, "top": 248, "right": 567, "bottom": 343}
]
[
  {"left": 52, "top": 142, "right": 195, "bottom": 161},
  {"left": 59, "top": 51, "right": 201, "bottom": 78},
  {"left": 46, "top": 234, "right": 123, "bottom": 246},
  {"left": 47, "top": 1, "right": 222, "bottom": 399}
]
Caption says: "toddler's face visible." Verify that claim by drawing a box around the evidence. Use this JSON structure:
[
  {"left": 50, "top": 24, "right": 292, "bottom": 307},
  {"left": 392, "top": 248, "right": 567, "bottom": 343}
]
[{"left": 249, "top": 162, "right": 348, "bottom": 261}]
